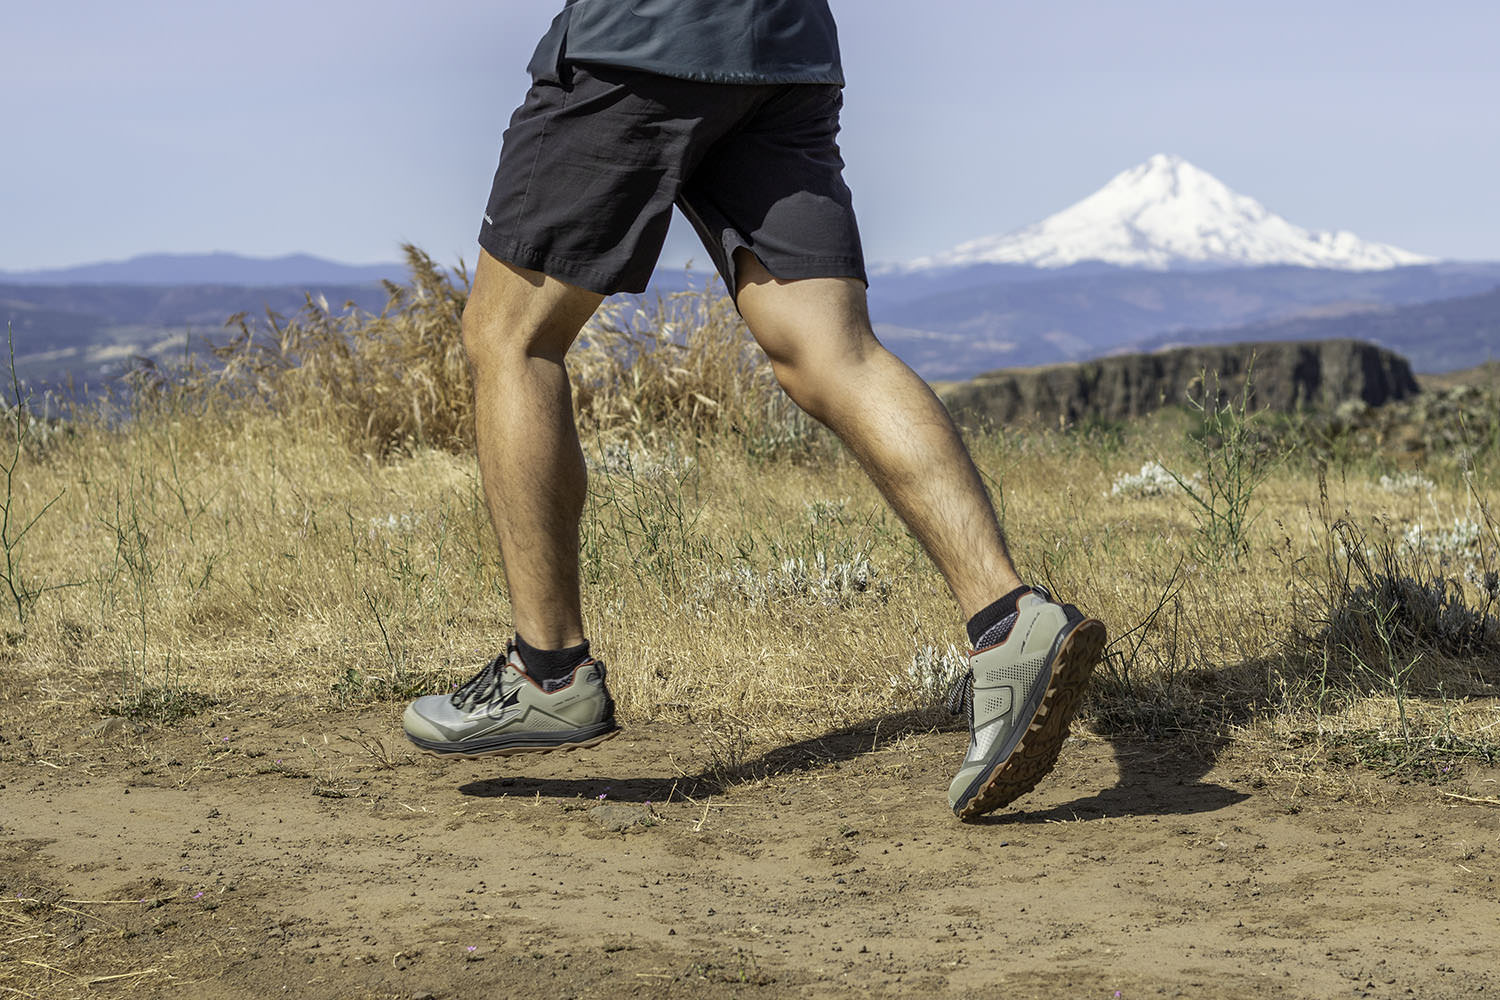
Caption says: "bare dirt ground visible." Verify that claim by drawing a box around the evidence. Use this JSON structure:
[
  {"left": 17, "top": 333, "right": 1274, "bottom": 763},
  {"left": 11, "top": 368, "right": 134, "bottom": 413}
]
[{"left": 3, "top": 705, "right": 1498, "bottom": 1000}]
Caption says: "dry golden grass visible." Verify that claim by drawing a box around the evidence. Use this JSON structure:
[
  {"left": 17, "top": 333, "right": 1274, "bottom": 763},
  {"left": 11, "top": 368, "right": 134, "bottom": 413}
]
[
  {"left": 571, "top": 276, "right": 811, "bottom": 451},
  {"left": 4, "top": 259, "right": 1499, "bottom": 782},
  {"left": 198, "top": 245, "right": 473, "bottom": 456}
]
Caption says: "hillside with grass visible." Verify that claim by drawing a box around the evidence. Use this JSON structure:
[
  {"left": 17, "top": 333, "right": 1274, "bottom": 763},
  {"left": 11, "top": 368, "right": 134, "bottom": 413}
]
[
  {"left": 4, "top": 241, "right": 1497, "bottom": 776},
  {"left": 3, "top": 247, "right": 1498, "bottom": 999}
]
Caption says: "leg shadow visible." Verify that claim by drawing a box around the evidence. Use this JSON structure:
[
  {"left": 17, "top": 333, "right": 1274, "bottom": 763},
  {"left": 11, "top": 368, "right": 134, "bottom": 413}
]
[
  {"left": 457, "top": 707, "right": 951, "bottom": 802},
  {"left": 976, "top": 730, "right": 1250, "bottom": 825},
  {"left": 458, "top": 708, "right": 1250, "bottom": 823}
]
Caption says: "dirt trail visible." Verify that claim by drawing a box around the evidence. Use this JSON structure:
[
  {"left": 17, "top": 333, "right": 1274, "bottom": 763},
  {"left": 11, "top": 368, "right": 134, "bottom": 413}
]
[{"left": 3, "top": 708, "right": 1498, "bottom": 999}]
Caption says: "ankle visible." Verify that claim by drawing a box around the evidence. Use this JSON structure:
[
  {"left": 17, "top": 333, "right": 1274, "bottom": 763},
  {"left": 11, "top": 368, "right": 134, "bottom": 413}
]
[{"left": 513, "top": 632, "right": 592, "bottom": 683}]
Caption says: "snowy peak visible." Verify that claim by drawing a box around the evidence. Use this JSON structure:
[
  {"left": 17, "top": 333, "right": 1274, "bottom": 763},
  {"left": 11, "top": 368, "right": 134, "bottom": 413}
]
[{"left": 909, "top": 154, "right": 1435, "bottom": 272}]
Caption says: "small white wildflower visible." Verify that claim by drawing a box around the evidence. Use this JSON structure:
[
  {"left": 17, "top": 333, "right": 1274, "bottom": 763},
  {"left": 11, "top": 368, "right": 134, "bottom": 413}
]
[
  {"left": 1378, "top": 472, "right": 1435, "bottom": 495},
  {"left": 1398, "top": 517, "right": 1491, "bottom": 585},
  {"left": 1109, "top": 461, "right": 1197, "bottom": 499},
  {"left": 686, "top": 550, "right": 885, "bottom": 612},
  {"left": 1402, "top": 518, "right": 1482, "bottom": 564},
  {"left": 762, "top": 551, "right": 874, "bottom": 603},
  {"left": 891, "top": 644, "right": 968, "bottom": 704},
  {"left": 367, "top": 512, "right": 420, "bottom": 536}
]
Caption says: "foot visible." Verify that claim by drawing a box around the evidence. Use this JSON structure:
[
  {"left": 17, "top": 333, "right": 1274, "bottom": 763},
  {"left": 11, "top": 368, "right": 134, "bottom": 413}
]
[
  {"left": 403, "top": 642, "right": 620, "bottom": 758},
  {"left": 947, "top": 588, "right": 1106, "bottom": 819}
]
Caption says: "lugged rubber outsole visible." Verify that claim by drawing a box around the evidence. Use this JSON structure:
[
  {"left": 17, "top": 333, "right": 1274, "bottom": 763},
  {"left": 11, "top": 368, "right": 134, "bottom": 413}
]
[
  {"left": 954, "top": 618, "right": 1107, "bottom": 821},
  {"left": 407, "top": 725, "right": 621, "bottom": 760}
]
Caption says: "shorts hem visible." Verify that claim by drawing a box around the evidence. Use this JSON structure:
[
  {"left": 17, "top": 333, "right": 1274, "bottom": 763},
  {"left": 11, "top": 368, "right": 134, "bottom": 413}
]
[
  {"left": 725, "top": 242, "right": 867, "bottom": 295},
  {"left": 478, "top": 229, "right": 643, "bottom": 296},
  {"left": 757, "top": 256, "right": 867, "bottom": 284}
]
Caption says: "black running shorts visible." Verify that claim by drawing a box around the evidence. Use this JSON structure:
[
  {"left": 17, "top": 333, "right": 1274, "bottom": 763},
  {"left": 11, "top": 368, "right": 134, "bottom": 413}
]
[{"left": 478, "top": 63, "right": 867, "bottom": 297}]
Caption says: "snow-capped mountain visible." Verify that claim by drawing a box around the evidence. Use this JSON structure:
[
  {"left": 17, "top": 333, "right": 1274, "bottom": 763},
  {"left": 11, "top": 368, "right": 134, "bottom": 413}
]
[{"left": 906, "top": 154, "right": 1435, "bottom": 272}]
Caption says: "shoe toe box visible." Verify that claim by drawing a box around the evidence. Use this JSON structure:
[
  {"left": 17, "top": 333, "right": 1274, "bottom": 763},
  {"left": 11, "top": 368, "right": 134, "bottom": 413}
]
[
  {"left": 403, "top": 695, "right": 460, "bottom": 742},
  {"left": 948, "top": 762, "right": 988, "bottom": 809}
]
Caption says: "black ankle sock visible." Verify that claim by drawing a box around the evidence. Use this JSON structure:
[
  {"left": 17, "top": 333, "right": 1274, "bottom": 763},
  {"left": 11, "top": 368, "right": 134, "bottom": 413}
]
[
  {"left": 965, "top": 585, "right": 1032, "bottom": 647},
  {"left": 513, "top": 633, "right": 591, "bottom": 684}
]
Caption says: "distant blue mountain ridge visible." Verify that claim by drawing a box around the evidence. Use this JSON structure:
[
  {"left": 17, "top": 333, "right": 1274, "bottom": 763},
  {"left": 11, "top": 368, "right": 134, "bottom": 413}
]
[
  {"left": 4, "top": 252, "right": 1500, "bottom": 392},
  {"left": 0, "top": 252, "right": 405, "bottom": 287}
]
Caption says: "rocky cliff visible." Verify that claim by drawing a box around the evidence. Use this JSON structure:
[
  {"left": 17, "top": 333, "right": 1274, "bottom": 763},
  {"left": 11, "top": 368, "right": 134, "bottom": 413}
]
[{"left": 939, "top": 339, "right": 1420, "bottom": 428}]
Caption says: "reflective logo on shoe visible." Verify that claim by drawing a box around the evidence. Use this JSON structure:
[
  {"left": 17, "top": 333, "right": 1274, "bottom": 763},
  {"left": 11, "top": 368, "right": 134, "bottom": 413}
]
[{"left": 495, "top": 688, "right": 520, "bottom": 713}]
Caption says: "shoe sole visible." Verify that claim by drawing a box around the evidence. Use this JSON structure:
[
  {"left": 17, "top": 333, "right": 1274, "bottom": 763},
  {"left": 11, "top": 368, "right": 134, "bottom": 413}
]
[
  {"left": 953, "top": 617, "right": 1107, "bottom": 820},
  {"left": 406, "top": 725, "right": 621, "bottom": 760}
]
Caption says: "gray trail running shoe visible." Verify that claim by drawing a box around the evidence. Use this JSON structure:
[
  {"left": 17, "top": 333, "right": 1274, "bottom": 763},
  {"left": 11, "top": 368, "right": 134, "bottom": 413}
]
[
  {"left": 403, "top": 643, "right": 619, "bottom": 758},
  {"left": 947, "top": 589, "right": 1106, "bottom": 820}
]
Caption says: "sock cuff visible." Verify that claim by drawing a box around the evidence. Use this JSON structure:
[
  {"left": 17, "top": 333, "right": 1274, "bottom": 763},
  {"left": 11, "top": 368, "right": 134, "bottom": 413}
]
[
  {"left": 513, "top": 632, "right": 592, "bottom": 682},
  {"left": 965, "top": 585, "right": 1032, "bottom": 647}
]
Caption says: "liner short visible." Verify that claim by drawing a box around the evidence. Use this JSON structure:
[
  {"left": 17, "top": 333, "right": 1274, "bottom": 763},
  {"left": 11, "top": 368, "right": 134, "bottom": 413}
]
[{"left": 478, "top": 62, "right": 866, "bottom": 297}]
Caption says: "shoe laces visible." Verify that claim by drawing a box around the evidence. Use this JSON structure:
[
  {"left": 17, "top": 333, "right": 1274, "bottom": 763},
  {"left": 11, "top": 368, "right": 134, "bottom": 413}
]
[
  {"left": 450, "top": 652, "right": 509, "bottom": 710},
  {"left": 946, "top": 670, "right": 974, "bottom": 719}
]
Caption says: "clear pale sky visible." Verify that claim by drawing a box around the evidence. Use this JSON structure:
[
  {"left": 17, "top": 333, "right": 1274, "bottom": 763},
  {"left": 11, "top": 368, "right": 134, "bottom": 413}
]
[{"left": 4, "top": 0, "right": 1498, "bottom": 272}]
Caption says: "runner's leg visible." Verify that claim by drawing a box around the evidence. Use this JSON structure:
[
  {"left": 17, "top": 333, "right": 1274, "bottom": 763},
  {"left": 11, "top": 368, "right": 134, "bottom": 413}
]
[
  {"left": 464, "top": 250, "right": 603, "bottom": 649},
  {"left": 731, "top": 250, "right": 1023, "bottom": 618}
]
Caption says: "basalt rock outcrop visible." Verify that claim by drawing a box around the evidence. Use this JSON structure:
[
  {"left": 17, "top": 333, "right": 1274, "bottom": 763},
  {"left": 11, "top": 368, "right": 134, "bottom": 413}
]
[{"left": 939, "top": 339, "right": 1420, "bottom": 428}]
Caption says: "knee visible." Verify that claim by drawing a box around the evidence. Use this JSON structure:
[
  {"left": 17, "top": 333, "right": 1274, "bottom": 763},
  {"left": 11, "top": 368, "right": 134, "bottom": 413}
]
[
  {"left": 460, "top": 302, "right": 506, "bottom": 374},
  {"left": 768, "top": 355, "right": 821, "bottom": 417},
  {"left": 769, "top": 337, "right": 885, "bottom": 424},
  {"left": 461, "top": 301, "right": 570, "bottom": 376}
]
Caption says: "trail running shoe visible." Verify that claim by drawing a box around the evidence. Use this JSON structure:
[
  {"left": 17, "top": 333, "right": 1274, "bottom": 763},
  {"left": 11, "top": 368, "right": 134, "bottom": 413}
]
[
  {"left": 947, "top": 588, "right": 1106, "bottom": 819},
  {"left": 403, "top": 642, "right": 619, "bottom": 758}
]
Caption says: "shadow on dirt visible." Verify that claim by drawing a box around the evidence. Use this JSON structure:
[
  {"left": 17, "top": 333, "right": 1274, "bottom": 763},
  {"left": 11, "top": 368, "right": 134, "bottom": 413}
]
[
  {"left": 458, "top": 708, "right": 1250, "bottom": 822},
  {"left": 458, "top": 708, "right": 948, "bottom": 804},
  {"left": 980, "top": 733, "right": 1249, "bottom": 825}
]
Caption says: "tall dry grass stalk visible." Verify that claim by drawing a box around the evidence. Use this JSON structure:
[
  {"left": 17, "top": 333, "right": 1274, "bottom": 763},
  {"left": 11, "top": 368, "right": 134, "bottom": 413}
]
[{"left": 194, "top": 244, "right": 474, "bottom": 456}]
